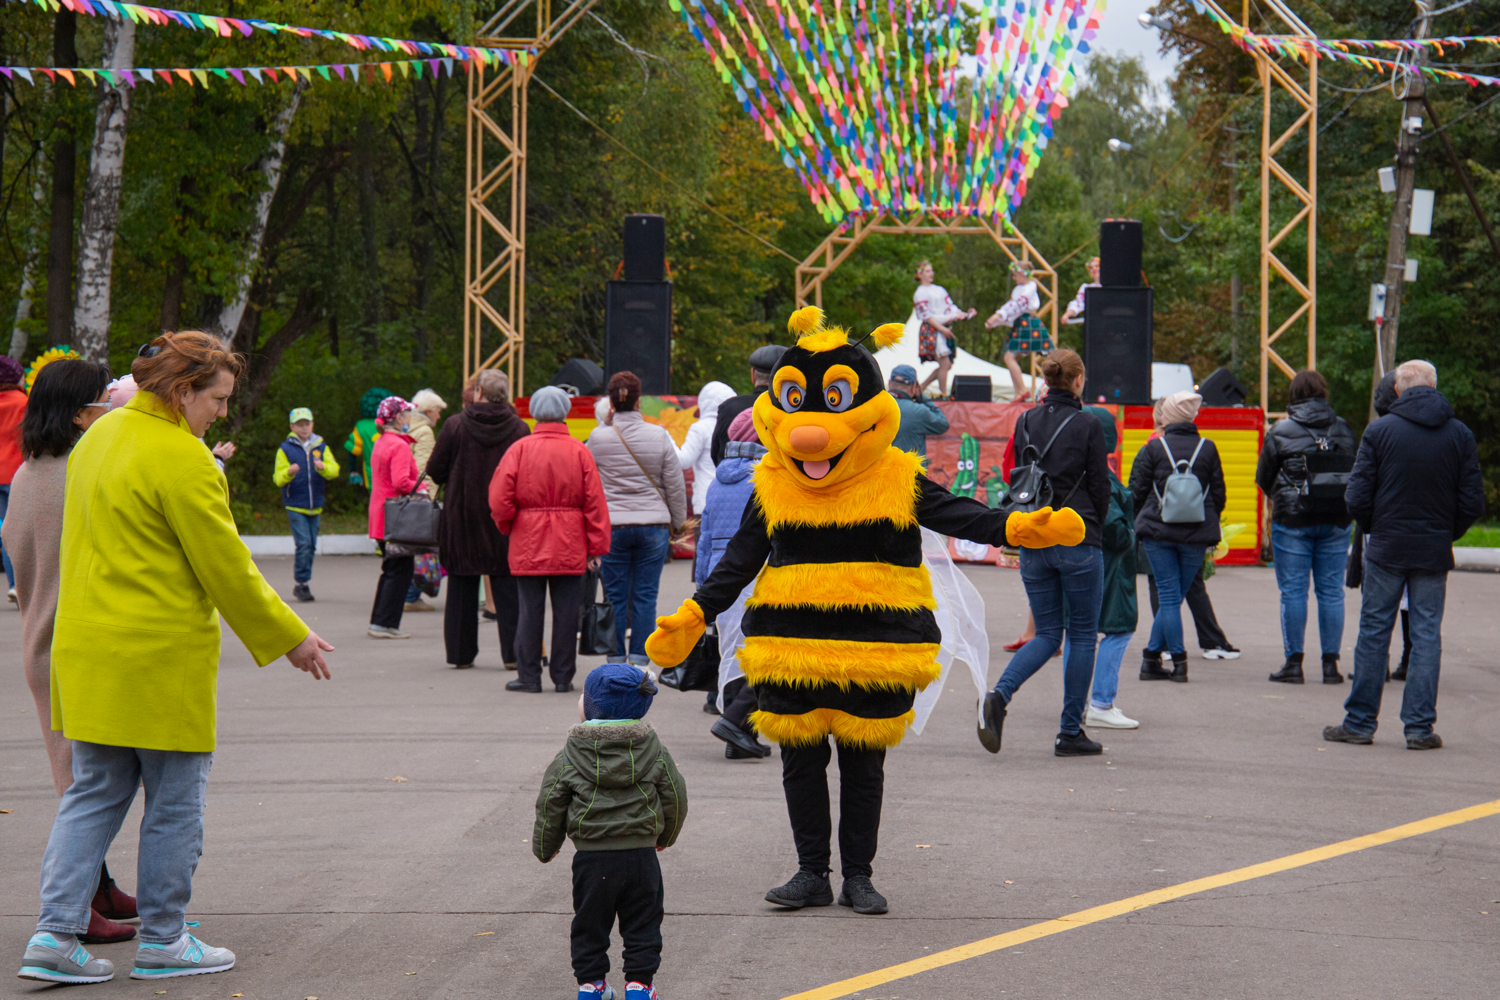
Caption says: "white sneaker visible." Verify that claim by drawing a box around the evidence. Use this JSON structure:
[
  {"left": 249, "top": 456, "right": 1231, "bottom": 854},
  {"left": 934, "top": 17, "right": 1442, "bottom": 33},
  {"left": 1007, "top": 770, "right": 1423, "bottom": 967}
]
[
  {"left": 1086, "top": 705, "right": 1139, "bottom": 729},
  {"left": 367, "top": 625, "right": 411, "bottom": 640},
  {"left": 129, "top": 933, "right": 235, "bottom": 979},
  {"left": 1201, "top": 646, "right": 1240, "bottom": 660},
  {"left": 6, "top": 588, "right": 15, "bottom": 605}
]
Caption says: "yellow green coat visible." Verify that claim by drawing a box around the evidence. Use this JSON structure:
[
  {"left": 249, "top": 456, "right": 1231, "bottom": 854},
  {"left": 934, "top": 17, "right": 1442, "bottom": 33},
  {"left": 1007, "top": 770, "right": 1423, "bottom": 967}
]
[{"left": 52, "top": 392, "right": 309, "bottom": 753}]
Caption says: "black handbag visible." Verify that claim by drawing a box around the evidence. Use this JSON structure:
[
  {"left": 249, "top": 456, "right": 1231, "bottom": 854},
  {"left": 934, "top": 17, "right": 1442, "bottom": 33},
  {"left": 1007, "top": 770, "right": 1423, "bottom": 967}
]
[
  {"left": 383, "top": 483, "right": 440, "bottom": 553},
  {"left": 578, "top": 569, "right": 619, "bottom": 657},
  {"left": 660, "top": 625, "right": 720, "bottom": 692}
]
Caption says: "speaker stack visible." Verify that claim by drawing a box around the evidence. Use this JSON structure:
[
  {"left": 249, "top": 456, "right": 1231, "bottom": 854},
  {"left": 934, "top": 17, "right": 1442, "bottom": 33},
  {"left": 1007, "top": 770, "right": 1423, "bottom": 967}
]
[
  {"left": 1083, "top": 219, "right": 1152, "bottom": 406},
  {"left": 605, "top": 214, "right": 672, "bottom": 394}
]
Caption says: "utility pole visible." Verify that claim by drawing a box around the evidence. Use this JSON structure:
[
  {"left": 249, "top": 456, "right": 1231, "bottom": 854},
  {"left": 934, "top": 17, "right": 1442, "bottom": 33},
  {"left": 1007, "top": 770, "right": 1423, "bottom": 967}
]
[{"left": 1372, "top": 1, "right": 1432, "bottom": 413}]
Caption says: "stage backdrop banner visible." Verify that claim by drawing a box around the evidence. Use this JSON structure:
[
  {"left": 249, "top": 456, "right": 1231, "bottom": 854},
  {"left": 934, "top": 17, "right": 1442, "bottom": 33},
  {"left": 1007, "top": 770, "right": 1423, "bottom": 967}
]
[
  {"left": 515, "top": 397, "right": 1265, "bottom": 567},
  {"left": 920, "top": 402, "right": 1261, "bottom": 566}
]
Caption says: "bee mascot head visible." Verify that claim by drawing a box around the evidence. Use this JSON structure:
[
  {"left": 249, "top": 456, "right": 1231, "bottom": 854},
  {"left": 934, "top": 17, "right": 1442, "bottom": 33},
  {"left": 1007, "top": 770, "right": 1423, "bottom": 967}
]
[{"left": 752, "top": 306, "right": 906, "bottom": 489}]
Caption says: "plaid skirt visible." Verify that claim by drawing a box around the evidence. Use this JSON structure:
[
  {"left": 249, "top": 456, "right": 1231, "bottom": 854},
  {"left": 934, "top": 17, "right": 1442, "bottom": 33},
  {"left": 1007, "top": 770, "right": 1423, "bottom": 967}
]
[{"left": 1005, "top": 314, "right": 1053, "bottom": 355}]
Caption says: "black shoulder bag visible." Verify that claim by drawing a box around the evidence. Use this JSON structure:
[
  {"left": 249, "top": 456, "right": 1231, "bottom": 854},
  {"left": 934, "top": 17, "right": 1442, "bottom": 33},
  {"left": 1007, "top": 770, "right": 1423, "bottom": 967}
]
[{"left": 1006, "top": 409, "right": 1079, "bottom": 513}]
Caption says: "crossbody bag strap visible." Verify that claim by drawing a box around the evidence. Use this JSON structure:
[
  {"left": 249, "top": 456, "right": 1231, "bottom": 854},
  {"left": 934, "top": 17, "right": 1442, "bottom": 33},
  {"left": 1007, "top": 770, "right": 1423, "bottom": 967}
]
[{"left": 615, "top": 424, "right": 669, "bottom": 506}]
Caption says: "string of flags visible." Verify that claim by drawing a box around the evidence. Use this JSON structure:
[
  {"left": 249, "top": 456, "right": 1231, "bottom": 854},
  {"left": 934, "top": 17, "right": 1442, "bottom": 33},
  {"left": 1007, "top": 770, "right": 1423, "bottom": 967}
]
[
  {"left": 1, "top": 56, "right": 478, "bottom": 88},
  {"left": 1190, "top": 0, "right": 1500, "bottom": 88},
  {"left": 4, "top": 0, "right": 525, "bottom": 68},
  {"left": 670, "top": 0, "right": 1103, "bottom": 226}
]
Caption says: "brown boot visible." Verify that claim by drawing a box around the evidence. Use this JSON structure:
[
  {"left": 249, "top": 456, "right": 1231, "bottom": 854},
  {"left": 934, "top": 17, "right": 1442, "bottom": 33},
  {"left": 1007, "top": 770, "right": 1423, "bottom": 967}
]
[
  {"left": 91, "top": 862, "right": 136, "bottom": 920},
  {"left": 81, "top": 908, "right": 136, "bottom": 944}
]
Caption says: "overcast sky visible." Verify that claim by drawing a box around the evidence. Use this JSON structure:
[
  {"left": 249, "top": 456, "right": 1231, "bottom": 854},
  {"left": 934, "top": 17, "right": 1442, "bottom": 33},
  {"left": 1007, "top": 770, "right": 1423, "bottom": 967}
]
[{"left": 1090, "top": 0, "right": 1184, "bottom": 88}]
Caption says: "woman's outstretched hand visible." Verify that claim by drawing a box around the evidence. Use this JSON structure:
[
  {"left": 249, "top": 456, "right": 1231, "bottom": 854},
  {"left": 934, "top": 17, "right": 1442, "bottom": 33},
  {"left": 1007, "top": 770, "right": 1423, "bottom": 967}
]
[{"left": 287, "top": 630, "right": 334, "bottom": 679}]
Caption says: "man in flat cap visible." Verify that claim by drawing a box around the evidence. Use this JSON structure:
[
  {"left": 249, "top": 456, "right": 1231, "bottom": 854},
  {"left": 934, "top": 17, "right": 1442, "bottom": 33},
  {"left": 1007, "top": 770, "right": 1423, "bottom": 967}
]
[{"left": 710, "top": 344, "right": 787, "bottom": 467}]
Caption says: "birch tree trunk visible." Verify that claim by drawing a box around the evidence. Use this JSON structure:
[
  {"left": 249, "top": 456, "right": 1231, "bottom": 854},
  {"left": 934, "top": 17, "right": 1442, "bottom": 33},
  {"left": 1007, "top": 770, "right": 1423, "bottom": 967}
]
[
  {"left": 217, "top": 81, "right": 307, "bottom": 342},
  {"left": 72, "top": 16, "right": 135, "bottom": 363},
  {"left": 9, "top": 163, "right": 45, "bottom": 360}
]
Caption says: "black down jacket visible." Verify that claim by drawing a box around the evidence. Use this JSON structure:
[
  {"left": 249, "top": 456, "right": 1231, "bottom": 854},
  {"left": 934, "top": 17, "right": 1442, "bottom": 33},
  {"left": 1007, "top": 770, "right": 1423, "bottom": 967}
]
[
  {"left": 1255, "top": 398, "right": 1356, "bottom": 529},
  {"left": 1345, "top": 385, "right": 1484, "bottom": 573},
  {"left": 1129, "top": 422, "right": 1226, "bottom": 547}
]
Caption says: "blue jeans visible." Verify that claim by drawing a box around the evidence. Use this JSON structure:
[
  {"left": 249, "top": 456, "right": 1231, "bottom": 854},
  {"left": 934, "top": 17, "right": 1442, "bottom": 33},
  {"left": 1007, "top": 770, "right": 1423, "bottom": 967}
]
[
  {"left": 600, "top": 524, "right": 671, "bottom": 664},
  {"left": 1091, "top": 632, "right": 1134, "bottom": 710},
  {"left": 0, "top": 482, "right": 14, "bottom": 588},
  {"left": 286, "top": 510, "right": 320, "bottom": 584},
  {"left": 1143, "top": 541, "right": 1206, "bottom": 656},
  {"left": 1272, "top": 522, "right": 1347, "bottom": 657},
  {"left": 1342, "top": 561, "right": 1446, "bottom": 738},
  {"left": 993, "top": 544, "right": 1103, "bottom": 735},
  {"left": 38, "top": 742, "right": 213, "bottom": 944}
]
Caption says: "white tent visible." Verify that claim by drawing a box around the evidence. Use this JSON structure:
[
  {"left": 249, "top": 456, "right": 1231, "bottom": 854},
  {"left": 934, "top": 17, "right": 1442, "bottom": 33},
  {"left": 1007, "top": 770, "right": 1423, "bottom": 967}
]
[
  {"left": 873, "top": 312, "right": 1022, "bottom": 401},
  {"left": 873, "top": 311, "right": 1197, "bottom": 403}
]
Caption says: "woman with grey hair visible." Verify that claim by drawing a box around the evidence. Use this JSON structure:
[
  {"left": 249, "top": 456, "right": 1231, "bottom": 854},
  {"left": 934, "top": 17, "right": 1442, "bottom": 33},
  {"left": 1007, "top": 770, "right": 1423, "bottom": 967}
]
[
  {"left": 489, "top": 386, "right": 611, "bottom": 692},
  {"left": 426, "top": 369, "right": 529, "bottom": 668}
]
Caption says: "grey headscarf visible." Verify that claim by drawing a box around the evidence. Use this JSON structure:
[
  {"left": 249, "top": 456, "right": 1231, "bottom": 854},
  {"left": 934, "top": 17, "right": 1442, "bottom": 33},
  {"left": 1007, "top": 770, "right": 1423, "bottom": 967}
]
[{"left": 530, "top": 386, "right": 571, "bottom": 423}]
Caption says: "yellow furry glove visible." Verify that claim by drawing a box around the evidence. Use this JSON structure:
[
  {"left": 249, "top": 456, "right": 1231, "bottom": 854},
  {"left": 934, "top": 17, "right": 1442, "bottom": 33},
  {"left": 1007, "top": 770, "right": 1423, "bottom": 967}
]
[
  {"left": 1006, "top": 506, "right": 1086, "bottom": 549},
  {"left": 644, "top": 599, "right": 707, "bottom": 668}
]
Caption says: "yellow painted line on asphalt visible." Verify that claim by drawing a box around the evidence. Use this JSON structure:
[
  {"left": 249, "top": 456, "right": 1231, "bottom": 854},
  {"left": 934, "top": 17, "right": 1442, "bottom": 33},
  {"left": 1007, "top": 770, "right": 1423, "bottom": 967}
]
[{"left": 780, "top": 797, "right": 1500, "bottom": 1000}]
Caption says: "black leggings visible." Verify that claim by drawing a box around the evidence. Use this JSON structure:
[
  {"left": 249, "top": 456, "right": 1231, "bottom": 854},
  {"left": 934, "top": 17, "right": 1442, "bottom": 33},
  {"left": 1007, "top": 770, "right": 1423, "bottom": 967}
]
[
  {"left": 371, "top": 554, "right": 415, "bottom": 629},
  {"left": 781, "top": 739, "right": 885, "bottom": 879}
]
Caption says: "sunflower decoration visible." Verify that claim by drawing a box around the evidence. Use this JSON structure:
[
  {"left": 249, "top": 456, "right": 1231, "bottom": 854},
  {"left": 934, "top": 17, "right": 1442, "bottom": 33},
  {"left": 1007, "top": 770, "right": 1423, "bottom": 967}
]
[{"left": 24, "top": 345, "right": 82, "bottom": 393}]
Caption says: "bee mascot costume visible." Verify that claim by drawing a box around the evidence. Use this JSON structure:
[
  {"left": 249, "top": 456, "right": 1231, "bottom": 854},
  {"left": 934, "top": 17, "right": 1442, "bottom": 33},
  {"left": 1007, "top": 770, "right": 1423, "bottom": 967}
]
[{"left": 646, "top": 307, "right": 1083, "bottom": 914}]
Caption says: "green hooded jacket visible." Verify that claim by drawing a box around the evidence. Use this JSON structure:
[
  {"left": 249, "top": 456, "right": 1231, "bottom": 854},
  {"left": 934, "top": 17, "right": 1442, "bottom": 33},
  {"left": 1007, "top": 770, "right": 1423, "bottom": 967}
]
[
  {"left": 1099, "top": 470, "right": 1139, "bottom": 635},
  {"left": 534, "top": 721, "right": 688, "bottom": 861}
]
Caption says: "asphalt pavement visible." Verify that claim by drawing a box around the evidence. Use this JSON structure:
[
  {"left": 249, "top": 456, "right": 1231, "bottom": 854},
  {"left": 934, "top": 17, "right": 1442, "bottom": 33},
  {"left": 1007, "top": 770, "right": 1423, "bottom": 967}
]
[{"left": 2, "top": 556, "right": 1498, "bottom": 999}]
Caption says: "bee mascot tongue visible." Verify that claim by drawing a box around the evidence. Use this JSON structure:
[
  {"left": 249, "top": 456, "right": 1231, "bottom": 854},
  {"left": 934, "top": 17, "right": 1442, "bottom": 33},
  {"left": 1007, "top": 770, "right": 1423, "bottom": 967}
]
[{"left": 646, "top": 306, "right": 1081, "bottom": 910}]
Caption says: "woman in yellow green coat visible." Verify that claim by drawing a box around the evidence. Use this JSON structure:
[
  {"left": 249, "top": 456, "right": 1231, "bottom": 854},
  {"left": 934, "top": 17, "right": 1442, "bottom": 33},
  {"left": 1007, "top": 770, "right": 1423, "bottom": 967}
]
[{"left": 19, "top": 332, "right": 334, "bottom": 987}]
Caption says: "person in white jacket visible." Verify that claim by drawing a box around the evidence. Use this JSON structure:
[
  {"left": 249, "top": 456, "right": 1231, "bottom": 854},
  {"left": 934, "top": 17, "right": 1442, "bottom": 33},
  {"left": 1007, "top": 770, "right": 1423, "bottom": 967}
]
[{"left": 677, "top": 381, "right": 735, "bottom": 517}]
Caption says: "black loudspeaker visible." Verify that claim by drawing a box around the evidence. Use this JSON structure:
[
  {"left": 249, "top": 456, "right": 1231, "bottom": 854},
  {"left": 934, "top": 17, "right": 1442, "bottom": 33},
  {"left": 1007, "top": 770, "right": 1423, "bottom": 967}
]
[
  {"left": 605, "top": 281, "right": 672, "bottom": 394},
  {"left": 1082, "top": 286, "right": 1152, "bottom": 406},
  {"left": 1099, "top": 219, "right": 1143, "bottom": 286},
  {"left": 550, "top": 358, "right": 606, "bottom": 396},
  {"left": 623, "top": 214, "right": 666, "bottom": 282},
  {"left": 951, "top": 375, "right": 992, "bottom": 401},
  {"left": 1199, "top": 366, "right": 1249, "bottom": 407}
]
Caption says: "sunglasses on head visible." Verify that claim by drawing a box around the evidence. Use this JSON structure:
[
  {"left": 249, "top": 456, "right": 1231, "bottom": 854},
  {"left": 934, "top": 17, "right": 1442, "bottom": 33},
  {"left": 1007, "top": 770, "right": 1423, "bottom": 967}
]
[{"left": 138, "top": 343, "right": 161, "bottom": 358}]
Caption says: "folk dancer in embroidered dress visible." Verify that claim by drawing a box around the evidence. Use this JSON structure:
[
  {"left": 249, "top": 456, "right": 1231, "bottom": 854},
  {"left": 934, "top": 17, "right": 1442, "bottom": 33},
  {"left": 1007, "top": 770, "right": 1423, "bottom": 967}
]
[
  {"left": 912, "top": 260, "right": 977, "bottom": 399},
  {"left": 1063, "top": 256, "right": 1101, "bottom": 326},
  {"left": 985, "top": 260, "right": 1051, "bottom": 402}
]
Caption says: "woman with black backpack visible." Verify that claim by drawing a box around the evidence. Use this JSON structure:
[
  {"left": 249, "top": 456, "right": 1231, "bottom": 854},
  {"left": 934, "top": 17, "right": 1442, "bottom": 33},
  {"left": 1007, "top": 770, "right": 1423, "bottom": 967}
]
[
  {"left": 1256, "top": 370, "right": 1356, "bottom": 685},
  {"left": 977, "top": 349, "right": 1112, "bottom": 757},
  {"left": 1130, "top": 390, "right": 1226, "bottom": 683}
]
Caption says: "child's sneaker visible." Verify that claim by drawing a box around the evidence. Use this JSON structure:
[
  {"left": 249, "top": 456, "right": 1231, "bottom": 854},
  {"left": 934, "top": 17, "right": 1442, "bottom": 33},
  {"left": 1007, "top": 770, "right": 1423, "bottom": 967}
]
[
  {"left": 129, "top": 933, "right": 235, "bottom": 979},
  {"left": 17, "top": 932, "right": 114, "bottom": 983},
  {"left": 577, "top": 981, "right": 615, "bottom": 1000},
  {"left": 625, "top": 983, "right": 660, "bottom": 1000}
]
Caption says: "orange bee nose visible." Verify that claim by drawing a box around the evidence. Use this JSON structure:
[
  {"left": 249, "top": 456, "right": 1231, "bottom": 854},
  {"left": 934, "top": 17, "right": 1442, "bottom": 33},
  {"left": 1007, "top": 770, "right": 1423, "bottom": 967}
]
[{"left": 788, "top": 424, "right": 831, "bottom": 453}]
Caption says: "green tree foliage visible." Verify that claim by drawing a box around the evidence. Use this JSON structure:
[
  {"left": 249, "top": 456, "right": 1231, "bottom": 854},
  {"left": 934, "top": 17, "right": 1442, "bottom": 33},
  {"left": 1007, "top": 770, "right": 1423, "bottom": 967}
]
[{"left": 2, "top": 0, "right": 1496, "bottom": 524}]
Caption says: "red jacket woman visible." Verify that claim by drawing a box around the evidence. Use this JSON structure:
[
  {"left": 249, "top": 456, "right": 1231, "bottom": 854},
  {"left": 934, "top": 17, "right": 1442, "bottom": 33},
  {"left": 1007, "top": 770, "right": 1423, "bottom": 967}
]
[
  {"left": 368, "top": 426, "right": 422, "bottom": 541},
  {"left": 489, "top": 416, "right": 611, "bottom": 576},
  {"left": 487, "top": 387, "right": 610, "bottom": 691},
  {"left": 366, "top": 397, "right": 427, "bottom": 639}
]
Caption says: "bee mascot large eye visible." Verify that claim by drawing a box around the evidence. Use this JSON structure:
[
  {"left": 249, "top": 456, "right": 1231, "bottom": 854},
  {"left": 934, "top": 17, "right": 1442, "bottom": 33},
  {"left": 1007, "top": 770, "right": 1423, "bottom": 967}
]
[{"left": 752, "top": 307, "right": 906, "bottom": 490}]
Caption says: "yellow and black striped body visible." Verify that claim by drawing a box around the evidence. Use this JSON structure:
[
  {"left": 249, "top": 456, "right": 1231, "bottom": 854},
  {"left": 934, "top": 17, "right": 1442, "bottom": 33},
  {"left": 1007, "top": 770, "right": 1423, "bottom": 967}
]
[{"left": 744, "top": 447, "right": 939, "bottom": 749}]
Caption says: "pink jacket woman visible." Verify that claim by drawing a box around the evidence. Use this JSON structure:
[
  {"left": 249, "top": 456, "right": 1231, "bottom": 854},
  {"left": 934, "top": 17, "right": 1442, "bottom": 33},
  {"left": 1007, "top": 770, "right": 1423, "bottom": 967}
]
[{"left": 368, "top": 426, "right": 422, "bottom": 540}]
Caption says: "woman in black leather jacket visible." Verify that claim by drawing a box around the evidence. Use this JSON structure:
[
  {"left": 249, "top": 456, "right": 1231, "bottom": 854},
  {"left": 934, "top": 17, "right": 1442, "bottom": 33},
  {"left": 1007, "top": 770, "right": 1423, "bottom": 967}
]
[
  {"left": 1129, "top": 390, "right": 1226, "bottom": 681},
  {"left": 978, "top": 349, "right": 1112, "bottom": 758},
  {"left": 1255, "top": 370, "right": 1355, "bottom": 685}
]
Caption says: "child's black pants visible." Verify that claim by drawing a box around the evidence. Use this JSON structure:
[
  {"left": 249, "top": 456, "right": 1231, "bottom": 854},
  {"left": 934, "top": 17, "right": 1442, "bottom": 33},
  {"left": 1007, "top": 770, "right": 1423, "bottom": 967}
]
[{"left": 571, "top": 847, "right": 663, "bottom": 985}]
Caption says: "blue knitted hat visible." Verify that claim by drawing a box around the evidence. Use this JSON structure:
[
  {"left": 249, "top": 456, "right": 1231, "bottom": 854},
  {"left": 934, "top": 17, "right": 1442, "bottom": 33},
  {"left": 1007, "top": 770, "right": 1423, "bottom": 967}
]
[{"left": 583, "top": 664, "right": 657, "bottom": 721}]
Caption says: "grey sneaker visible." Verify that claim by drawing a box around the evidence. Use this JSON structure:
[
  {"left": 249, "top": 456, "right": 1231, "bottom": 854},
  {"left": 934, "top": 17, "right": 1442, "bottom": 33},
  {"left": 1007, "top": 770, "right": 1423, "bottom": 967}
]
[
  {"left": 367, "top": 625, "right": 411, "bottom": 639},
  {"left": 17, "top": 932, "right": 114, "bottom": 984},
  {"left": 130, "top": 933, "right": 235, "bottom": 979}
]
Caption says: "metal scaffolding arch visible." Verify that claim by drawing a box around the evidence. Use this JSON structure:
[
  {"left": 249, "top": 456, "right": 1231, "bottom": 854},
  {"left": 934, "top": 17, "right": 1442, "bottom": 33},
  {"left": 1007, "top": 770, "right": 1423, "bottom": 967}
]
[{"left": 465, "top": 0, "right": 598, "bottom": 394}]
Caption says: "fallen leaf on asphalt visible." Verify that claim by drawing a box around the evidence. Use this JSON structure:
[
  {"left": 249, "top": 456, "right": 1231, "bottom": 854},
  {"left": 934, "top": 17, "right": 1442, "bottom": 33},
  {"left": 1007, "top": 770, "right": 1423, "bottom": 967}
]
[
  {"left": 232, "top": 994, "right": 244, "bottom": 997},
  {"left": 306, "top": 996, "right": 318, "bottom": 999},
  {"left": 0, "top": 809, "right": 12, "bottom": 814},
  {"left": 405, "top": 972, "right": 417, "bottom": 975},
  {"left": 1067, "top": 789, "right": 1074, "bottom": 792},
  {"left": 1004, "top": 880, "right": 1014, "bottom": 885},
  {"left": 473, "top": 931, "right": 495, "bottom": 936},
  {"left": 389, "top": 776, "right": 409, "bottom": 782},
  {"left": 1316, "top": 748, "right": 1326, "bottom": 752}
]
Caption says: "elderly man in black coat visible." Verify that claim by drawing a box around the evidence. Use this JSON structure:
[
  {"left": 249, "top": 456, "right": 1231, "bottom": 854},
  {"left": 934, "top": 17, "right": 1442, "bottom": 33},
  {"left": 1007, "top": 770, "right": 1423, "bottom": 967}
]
[{"left": 1325, "top": 360, "right": 1484, "bottom": 750}]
